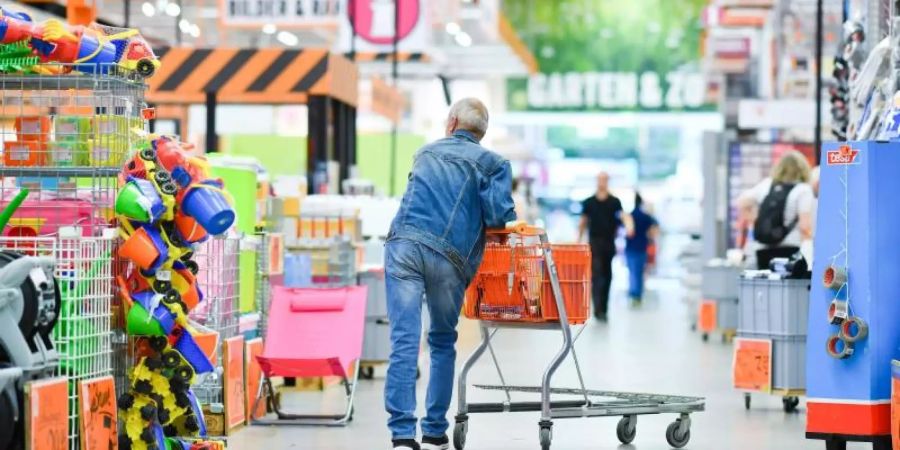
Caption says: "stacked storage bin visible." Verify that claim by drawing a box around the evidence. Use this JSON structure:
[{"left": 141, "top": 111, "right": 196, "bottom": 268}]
[
  {"left": 737, "top": 272, "right": 810, "bottom": 411},
  {"left": 358, "top": 267, "right": 389, "bottom": 379},
  {"left": 700, "top": 261, "right": 741, "bottom": 342}
]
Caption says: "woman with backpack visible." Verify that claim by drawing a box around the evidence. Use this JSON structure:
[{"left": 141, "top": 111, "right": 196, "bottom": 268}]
[{"left": 738, "top": 150, "right": 815, "bottom": 269}]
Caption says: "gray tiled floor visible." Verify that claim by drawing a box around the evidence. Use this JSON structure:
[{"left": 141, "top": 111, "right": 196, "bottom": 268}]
[{"left": 229, "top": 277, "right": 851, "bottom": 450}]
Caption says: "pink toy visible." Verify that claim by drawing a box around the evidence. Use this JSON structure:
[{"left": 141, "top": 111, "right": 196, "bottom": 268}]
[
  {"left": 0, "top": 198, "right": 106, "bottom": 237},
  {"left": 251, "top": 285, "right": 367, "bottom": 426}
]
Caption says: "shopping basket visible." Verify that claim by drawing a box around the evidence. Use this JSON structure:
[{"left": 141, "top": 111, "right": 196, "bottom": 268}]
[
  {"left": 454, "top": 222, "right": 704, "bottom": 450},
  {"left": 464, "top": 232, "right": 590, "bottom": 324}
]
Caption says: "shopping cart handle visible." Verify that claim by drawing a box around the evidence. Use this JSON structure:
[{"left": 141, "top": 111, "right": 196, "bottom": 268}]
[{"left": 487, "top": 221, "right": 544, "bottom": 236}]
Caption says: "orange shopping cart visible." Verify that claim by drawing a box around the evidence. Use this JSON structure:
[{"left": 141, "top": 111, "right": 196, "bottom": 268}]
[{"left": 453, "top": 223, "right": 705, "bottom": 450}]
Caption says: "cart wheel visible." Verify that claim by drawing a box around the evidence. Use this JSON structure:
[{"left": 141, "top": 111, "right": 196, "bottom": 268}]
[
  {"left": 702, "top": 333, "right": 709, "bottom": 342},
  {"left": 744, "top": 393, "right": 751, "bottom": 410},
  {"left": 782, "top": 396, "right": 800, "bottom": 413},
  {"left": 360, "top": 366, "right": 375, "bottom": 380},
  {"left": 453, "top": 420, "right": 467, "bottom": 450},
  {"left": 616, "top": 415, "right": 637, "bottom": 444},
  {"left": 666, "top": 420, "right": 691, "bottom": 449},
  {"left": 539, "top": 422, "right": 552, "bottom": 450}
]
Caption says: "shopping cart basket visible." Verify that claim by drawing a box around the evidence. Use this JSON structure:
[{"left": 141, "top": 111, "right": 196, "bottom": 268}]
[{"left": 455, "top": 223, "right": 705, "bottom": 449}]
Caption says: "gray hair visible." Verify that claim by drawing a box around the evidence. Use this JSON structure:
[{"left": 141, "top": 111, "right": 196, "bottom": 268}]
[{"left": 448, "top": 98, "right": 489, "bottom": 139}]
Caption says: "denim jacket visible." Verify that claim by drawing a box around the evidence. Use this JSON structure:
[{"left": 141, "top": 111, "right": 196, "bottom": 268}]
[{"left": 388, "top": 130, "right": 517, "bottom": 280}]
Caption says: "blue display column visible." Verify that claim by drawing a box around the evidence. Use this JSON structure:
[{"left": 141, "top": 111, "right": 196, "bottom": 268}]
[{"left": 807, "top": 141, "right": 900, "bottom": 449}]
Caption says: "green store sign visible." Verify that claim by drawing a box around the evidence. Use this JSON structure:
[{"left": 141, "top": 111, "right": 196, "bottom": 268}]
[{"left": 505, "top": 0, "right": 714, "bottom": 112}]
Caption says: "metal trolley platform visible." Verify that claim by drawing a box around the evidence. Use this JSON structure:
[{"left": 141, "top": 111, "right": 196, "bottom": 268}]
[{"left": 453, "top": 224, "right": 705, "bottom": 449}]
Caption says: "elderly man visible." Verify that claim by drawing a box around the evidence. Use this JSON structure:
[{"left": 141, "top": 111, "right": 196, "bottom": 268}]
[{"left": 384, "top": 98, "right": 517, "bottom": 450}]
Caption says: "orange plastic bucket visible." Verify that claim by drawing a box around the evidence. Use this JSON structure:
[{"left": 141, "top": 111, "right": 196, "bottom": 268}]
[
  {"left": 118, "top": 227, "right": 161, "bottom": 270},
  {"left": 174, "top": 211, "right": 208, "bottom": 243}
]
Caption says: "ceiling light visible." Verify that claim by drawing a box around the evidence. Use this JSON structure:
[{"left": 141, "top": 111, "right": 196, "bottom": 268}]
[
  {"left": 189, "top": 24, "right": 201, "bottom": 38},
  {"left": 179, "top": 19, "right": 190, "bottom": 33},
  {"left": 277, "top": 30, "right": 299, "bottom": 47},
  {"left": 165, "top": 2, "right": 181, "bottom": 17},
  {"left": 141, "top": 2, "right": 155, "bottom": 16},
  {"left": 262, "top": 23, "right": 277, "bottom": 35},
  {"left": 455, "top": 31, "right": 472, "bottom": 47},
  {"left": 445, "top": 22, "right": 461, "bottom": 35}
]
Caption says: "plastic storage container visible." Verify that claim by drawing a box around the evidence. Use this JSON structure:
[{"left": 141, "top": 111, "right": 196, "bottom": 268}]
[
  {"left": 716, "top": 297, "right": 739, "bottom": 330},
  {"left": 741, "top": 332, "right": 806, "bottom": 390},
  {"left": 702, "top": 264, "right": 741, "bottom": 299},
  {"left": 358, "top": 268, "right": 387, "bottom": 318},
  {"left": 362, "top": 318, "right": 391, "bottom": 362},
  {"left": 738, "top": 277, "right": 810, "bottom": 336}
]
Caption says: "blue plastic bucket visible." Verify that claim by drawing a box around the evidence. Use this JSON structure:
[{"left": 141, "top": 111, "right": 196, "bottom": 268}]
[
  {"left": 174, "top": 330, "right": 215, "bottom": 375},
  {"left": 74, "top": 35, "right": 117, "bottom": 74},
  {"left": 180, "top": 183, "right": 235, "bottom": 236}
]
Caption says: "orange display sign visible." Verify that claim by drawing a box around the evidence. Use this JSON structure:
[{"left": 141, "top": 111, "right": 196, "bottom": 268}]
[
  {"left": 245, "top": 338, "right": 266, "bottom": 420},
  {"left": 25, "top": 377, "right": 68, "bottom": 450},
  {"left": 892, "top": 361, "right": 900, "bottom": 450},
  {"left": 698, "top": 300, "right": 717, "bottom": 333},
  {"left": 223, "top": 336, "right": 246, "bottom": 432},
  {"left": 733, "top": 338, "right": 772, "bottom": 392},
  {"left": 78, "top": 376, "right": 118, "bottom": 450},
  {"left": 268, "top": 233, "right": 284, "bottom": 275}
]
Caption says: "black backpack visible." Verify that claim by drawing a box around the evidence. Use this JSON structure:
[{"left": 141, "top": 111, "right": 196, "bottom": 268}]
[{"left": 754, "top": 182, "right": 797, "bottom": 245}]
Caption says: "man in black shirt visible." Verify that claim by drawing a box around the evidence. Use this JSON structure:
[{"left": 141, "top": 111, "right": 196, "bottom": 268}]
[{"left": 578, "top": 172, "right": 633, "bottom": 321}]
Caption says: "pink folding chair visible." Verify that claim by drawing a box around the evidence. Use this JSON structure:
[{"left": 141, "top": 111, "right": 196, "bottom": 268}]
[{"left": 252, "top": 285, "right": 367, "bottom": 426}]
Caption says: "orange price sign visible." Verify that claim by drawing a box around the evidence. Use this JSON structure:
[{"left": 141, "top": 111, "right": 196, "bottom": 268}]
[
  {"left": 733, "top": 337, "right": 772, "bottom": 392},
  {"left": 698, "top": 300, "right": 717, "bottom": 333},
  {"left": 223, "top": 335, "right": 246, "bottom": 432},
  {"left": 245, "top": 338, "right": 266, "bottom": 420},
  {"left": 891, "top": 360, "right": 900, "bottom": 450},
  {"left": 25, "top": 377, "right": 68, "bottom": 450},
  {"left": 78, "top": 376, "right": 118, "bottom": 450}
]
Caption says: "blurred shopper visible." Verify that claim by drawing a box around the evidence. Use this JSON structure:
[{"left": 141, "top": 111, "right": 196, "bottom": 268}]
[
  {"left": 624, "top": 193, "right": 659, "bottom": 304},
  {"left": 384, "top": 98, "right": 516, "bottom": 450},
  {"left": 738, "top": 150, "right": 814, "bottom": 269},
  {"left": 578, "top": 172, "right": 633, "bottom": 321}
]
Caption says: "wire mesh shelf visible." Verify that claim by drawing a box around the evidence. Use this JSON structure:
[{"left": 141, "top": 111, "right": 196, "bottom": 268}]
[
  {"left": 0, "top": 69, "right": 146, "bottom": 238},
  {"left": 255, "top": 231, "right": 273, "bottom": 339},
  {"left": 0, "top": 227, "right": 116, "bottom": 450},
  {"left": 190, "top": 233, "right": 241, "bottom": 405}
]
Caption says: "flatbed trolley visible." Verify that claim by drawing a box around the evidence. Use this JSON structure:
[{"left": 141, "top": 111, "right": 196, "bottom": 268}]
[{"left": 454, "top": 224, "right": 705, "bottom": 449}]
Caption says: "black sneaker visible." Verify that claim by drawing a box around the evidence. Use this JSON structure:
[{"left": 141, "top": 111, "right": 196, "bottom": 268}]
[
  {"left": 393, "top": 439, "right": 420, "bottom": 450},
  {"left": 422, "top": 435, "right": 449, "bottom": 450}
]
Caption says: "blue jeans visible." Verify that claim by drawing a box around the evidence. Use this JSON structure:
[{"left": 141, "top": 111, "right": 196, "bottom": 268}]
[
  {"left": 384, "top": 239, "right": 468, "bottom": 440},
  {"left": 625, "top": 250, "right": 648, "bottom": 300}
]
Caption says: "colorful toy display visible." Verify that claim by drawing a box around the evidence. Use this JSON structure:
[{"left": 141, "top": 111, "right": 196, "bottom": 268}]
[
  {"left": 116, "top": 135, "right": 234, "bottom": 450},
  {"left": 0, "top": 6, "right": 160, "bottom": 78}
]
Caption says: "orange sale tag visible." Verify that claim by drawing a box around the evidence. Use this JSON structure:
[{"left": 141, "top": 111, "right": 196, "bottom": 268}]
[
  {"left": 733, "top": 338, "right": 772, "bottom": 392},
  {"left": 698, "top": 300, "right": 717, "bottom": 333}
]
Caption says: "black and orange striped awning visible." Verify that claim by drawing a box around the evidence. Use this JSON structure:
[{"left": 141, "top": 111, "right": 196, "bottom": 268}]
[{"left": 147, "top": 47, "right": 358, "bottom": 107}]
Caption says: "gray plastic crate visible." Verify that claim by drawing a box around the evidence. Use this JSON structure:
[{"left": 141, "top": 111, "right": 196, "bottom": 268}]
[
  {"left": 738, "top": 277, "right": 810, "bottom": 336},
  {"left": 359, "top": 268, "right": 388, "bottom": 318},
  {"left": 739, "top": 333, "right": 806, "bottom": 391},
  {"left": 702, "top": 264, "right": 741, "bottom": 300},
  {"left": 362, "top": 318, "right": 391, "bottom": 362},
  {"left": 716, "top": 297, "right": 739, "bottom": 330}
]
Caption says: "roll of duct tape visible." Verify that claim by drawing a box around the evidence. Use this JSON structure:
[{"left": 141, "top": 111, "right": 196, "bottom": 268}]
[
  {"left": 823, "top": 265, "right": 848, "bottom": 290},
  {"left": 828, "top": 300, "right": 849, "bottom": 325},
  {"left": 826, "top": 334, "right": 854, "bottom": 359},
  {"left": 839, "top": 316, "right": 869, "bottom": 343}
]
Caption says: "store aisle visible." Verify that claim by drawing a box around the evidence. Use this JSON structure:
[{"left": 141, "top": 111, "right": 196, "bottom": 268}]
[{"left": 229, "top": 276, "right": 828, "bottom": 450}]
